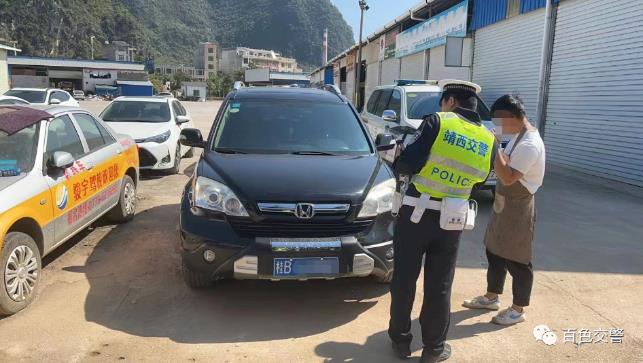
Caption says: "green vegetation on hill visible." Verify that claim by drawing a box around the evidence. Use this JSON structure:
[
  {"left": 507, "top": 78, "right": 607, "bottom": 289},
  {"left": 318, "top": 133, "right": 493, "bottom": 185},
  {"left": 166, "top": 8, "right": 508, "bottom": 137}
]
[{"left": 0, "top": 0, "right": 355, "bottom": 67}]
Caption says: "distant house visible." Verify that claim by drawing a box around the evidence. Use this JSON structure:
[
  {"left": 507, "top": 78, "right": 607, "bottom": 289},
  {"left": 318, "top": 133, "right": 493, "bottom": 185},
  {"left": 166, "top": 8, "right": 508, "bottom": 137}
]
[
  {"left": 220, "top": 46, "right": 302, "bottom": 75},
  {"left": 181, "top": 81, "right": 207, "bottom": 101},
  {"left": 0, "top": 43, "right": 21, "bottom": 93},
  {"left": 104, "top": 41, "right": 137, "bottom": 62},
  {"left": 193, "top": 42, "right": 220, "bottom": 80}
]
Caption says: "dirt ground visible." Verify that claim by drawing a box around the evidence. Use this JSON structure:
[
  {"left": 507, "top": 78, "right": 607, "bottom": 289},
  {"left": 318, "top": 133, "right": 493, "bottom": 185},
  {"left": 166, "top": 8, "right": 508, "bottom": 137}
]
[{"left": 0, "top": 100, "right": 641, "bottom": 362}]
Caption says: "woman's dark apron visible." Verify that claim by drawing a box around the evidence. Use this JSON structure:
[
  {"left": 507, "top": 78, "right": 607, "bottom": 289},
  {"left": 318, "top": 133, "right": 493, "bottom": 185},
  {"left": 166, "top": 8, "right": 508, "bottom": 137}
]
[{"left": 484, "top": 129, "right": 535, "bottom": 265}]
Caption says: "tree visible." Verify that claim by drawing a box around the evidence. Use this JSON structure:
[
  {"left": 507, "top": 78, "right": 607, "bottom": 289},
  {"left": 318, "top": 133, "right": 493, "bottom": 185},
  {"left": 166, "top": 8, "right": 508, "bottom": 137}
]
[
  {"left": 171, "top": 70, "right": 191, "bottom": 90},
  {"left": 148, "top": 74, "right": 164, "bottom": 93}
]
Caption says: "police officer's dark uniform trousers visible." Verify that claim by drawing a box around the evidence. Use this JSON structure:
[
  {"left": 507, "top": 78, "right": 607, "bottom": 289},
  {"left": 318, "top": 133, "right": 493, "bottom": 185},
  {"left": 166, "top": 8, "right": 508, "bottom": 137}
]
[{"left": 389, "top": 106, "right": 496, "bottom": 361}]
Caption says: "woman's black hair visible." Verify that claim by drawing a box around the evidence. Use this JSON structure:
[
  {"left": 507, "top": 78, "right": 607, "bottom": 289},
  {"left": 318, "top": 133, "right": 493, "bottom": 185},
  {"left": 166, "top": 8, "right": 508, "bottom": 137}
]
[{"left": 490, "top": 94, "right": 527, "bottom": 119}]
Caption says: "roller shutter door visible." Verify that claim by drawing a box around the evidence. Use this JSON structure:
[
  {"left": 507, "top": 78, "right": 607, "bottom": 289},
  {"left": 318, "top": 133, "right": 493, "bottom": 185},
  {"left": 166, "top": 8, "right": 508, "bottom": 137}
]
[
  {"left": 365, "top": 62, "right": 379, "bottom": 102},
  {"left": 428, "top": 45, "right": 470, "bottom": 83},
  {"left": 545, "top": 0, "right": 643, "bottom": 186},
  {"left": 381, "top": 58, "right": 400, "bottom": 86},
  {"left": 400, "top": 52, "right": 425, "bottom": 80},
  {"left": 472, "top": 9, "right": 545, "bottom": 122}
]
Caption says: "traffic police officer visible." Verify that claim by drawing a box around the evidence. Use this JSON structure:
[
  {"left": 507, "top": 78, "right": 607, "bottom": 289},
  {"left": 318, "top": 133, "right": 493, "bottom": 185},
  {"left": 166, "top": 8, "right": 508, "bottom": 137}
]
[{"left": 388, "top": 81, "right": 497, "bottom": 362}]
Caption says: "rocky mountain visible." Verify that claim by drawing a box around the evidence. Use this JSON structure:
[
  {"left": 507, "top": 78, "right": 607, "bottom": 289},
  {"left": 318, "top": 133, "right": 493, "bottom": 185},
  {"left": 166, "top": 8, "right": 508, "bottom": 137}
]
[{"left": 0, "top": 0, "right": 355, "bottom": 68}]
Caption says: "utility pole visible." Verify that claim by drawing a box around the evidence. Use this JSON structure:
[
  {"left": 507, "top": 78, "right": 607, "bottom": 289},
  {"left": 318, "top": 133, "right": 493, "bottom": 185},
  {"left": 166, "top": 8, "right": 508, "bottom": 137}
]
[
  {"left": 90, "top": 36, "right": 95, "bottom": 60},
  {"left": 355, "top": 0, "right": 369, "bottom": 110},
  {"left": 322, "top": 28, "right": 328, "bottom": 65}
]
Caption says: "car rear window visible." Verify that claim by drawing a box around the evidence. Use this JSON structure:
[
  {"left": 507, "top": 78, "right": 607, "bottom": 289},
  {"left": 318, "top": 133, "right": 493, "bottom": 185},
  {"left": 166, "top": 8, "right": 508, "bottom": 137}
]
[
  {"left": 407, "top": 92, "right": 492, "bottom": 120},
  {"left": 212, "top": 100, "right": 371, "bottom": 155},
  {"left": 100, "top": 101, "right": 171, "bottom": 123},
  {"left": 4, "top": 90, "right": 47, "bottom": 104}
]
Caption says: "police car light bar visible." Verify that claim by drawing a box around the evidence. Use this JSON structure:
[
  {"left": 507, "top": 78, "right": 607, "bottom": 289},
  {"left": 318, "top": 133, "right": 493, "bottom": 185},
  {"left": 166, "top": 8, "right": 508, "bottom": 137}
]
[{"left": 395, "top": 79, "right": 438, "bottom": 86}]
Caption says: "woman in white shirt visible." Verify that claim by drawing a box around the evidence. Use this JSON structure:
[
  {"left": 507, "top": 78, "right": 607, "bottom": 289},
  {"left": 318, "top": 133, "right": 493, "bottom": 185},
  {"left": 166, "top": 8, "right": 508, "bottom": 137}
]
[{"left": 463, "top": 95, "right": 546, "bottom": 325}]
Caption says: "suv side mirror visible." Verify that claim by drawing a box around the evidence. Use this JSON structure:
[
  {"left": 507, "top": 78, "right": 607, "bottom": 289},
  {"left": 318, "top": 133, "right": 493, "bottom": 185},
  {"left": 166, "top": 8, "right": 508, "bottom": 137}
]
[
  {"left": 48, "top": 151, "right": 75, "bottom": 169},
  {"left": 180, "top": 128, "right": 205, "bottom": 148},
  {"left": 375, "top": 133, "right": 396, "bottom": 151},
  {"left": 176, "top": 115, "right": 191, "bottom": 124},
  {"left": 382, "top": 109, "right": 398, "bottom": 122},
  {"left": 49, "top": 98, "right": 62, "bottom": 105}
]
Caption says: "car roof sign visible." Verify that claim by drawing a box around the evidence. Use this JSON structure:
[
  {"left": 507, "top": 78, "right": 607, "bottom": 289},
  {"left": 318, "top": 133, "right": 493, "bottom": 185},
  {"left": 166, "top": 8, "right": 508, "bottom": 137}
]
[{"left": 0, "top": 106, "right": 52, "bottom": 135}]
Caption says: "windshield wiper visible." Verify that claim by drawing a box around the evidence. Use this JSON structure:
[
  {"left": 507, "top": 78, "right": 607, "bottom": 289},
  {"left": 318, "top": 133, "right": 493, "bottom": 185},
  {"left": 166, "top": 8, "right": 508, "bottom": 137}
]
[
  {"left": 215, "top": 147, "right": 248, "bottom": 154},
  {"left": 291, "top": 151, "right": 340, "bottom": 156}
]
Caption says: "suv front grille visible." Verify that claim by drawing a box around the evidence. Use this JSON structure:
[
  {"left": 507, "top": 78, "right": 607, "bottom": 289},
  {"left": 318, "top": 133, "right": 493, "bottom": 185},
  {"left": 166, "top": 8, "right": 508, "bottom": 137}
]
[{"left": 228, "top": 217, "right": 375, "bottom": 238}]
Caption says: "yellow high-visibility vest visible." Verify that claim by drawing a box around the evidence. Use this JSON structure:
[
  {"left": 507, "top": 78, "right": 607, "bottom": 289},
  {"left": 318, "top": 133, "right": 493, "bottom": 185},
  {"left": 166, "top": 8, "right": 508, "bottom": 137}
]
[{"left": 412, "top": 112, "right": 494, "bottom": 199}]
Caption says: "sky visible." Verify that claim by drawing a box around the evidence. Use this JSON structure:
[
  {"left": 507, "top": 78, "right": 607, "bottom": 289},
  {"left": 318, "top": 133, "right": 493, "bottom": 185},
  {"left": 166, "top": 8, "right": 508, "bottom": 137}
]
[{"left": 330, "top": 0, "right": 421, "bottom": 42}]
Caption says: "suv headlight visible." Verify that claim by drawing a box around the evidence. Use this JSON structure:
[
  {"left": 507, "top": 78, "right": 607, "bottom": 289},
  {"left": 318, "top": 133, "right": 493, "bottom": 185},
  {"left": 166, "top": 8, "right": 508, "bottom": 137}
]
[
  {"left": 358, "top": 178, "right": 396, "bottom": 218},
  {"left": 193, "top": 176, "right": 249, "bottom": 217},
  {"left": 142, "top": 130, "right": 171, "bottom": 143}
]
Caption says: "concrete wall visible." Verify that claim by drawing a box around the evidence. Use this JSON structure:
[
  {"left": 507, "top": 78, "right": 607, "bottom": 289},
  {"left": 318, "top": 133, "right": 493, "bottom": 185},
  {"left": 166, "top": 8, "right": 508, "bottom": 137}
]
[{"left": 10, "top": 74, "right": 49, "bottom": 88}]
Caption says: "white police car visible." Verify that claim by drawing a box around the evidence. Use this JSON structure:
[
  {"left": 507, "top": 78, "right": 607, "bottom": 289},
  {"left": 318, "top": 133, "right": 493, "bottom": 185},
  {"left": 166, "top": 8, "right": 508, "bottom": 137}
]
[{"left": 361, "top": 79, "right": 499, "bottom": 191}]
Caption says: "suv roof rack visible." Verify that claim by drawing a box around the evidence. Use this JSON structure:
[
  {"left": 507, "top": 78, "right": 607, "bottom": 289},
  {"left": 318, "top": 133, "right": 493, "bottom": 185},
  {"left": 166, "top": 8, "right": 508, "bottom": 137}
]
[
  {"left": 394, "top": 79, "right": 439, "bottom": 86},
  {"left": 233, "top": 81, "right": 246, "bottom": 90},
  {"left": 317, "top": 84, "right": 342, "bottom": 95}
]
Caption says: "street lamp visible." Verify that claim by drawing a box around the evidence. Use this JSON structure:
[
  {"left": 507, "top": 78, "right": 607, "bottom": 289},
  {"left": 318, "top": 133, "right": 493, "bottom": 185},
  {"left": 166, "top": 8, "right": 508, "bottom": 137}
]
[
  {"left": 355, "top": 0, "right": 369, "bottom": 111},
  {"left": 90, "top": 36, "right": 95, "bottom": 60}
]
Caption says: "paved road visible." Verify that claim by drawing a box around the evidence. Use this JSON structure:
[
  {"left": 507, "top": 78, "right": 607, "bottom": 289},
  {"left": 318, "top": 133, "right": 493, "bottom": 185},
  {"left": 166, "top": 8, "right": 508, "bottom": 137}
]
[{"left": 0, "top": 100, "right": 641, "bottom": 362}]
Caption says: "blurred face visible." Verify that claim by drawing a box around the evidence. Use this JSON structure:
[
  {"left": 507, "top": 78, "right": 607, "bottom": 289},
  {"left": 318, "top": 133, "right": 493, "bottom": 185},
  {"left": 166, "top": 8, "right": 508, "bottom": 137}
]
[
  {"left": 492, "top": 110, "right": 523, "bottom": 134},
  {"left": 440, "top": 96, "right": 456, "bottom": 112}
]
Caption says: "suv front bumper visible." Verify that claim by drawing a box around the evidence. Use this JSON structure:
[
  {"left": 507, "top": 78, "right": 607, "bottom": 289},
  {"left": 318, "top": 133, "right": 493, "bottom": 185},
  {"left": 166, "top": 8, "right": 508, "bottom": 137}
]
[{"left": 179, "top": 190, "right": 395, "bottom": 281}]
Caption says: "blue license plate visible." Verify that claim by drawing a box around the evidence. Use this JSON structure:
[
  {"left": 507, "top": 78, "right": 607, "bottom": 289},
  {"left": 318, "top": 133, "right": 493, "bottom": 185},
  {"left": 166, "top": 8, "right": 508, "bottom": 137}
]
[{"left": 273, "top": 257, "right": 339, "bottom": 277}]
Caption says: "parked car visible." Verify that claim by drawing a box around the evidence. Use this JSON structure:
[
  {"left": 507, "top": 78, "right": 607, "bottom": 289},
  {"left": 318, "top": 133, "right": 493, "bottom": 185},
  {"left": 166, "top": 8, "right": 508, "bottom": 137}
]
[
  {"left": 72, "top": 90, "right": 86, "bottom": 101},
  {"left": 0, "top": 105, "right": 139, "bottom": 315},
  {"left": 361, "top": 79, "right": 502, "bottom": 192},
  {"left": 100, "top": 96, "right": 196, "bottom": 174},
  {"left": 178, "top": 87, "right": 397, "bottom": 288},
  {"left": 4, "top": 88, "right": 79, "bottom": 107},
  {"left": 0, "top": 95, "right": 29, "bottom": 105}
]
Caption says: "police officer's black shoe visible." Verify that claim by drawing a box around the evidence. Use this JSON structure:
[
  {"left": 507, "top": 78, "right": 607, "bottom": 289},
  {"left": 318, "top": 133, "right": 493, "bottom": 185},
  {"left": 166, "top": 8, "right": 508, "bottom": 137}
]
[
  {"left": 420, "top": 343, "right": 451, "bottom": 362},
  {"left": 391, "top": 341, "right": 412, "bottom": 359}
]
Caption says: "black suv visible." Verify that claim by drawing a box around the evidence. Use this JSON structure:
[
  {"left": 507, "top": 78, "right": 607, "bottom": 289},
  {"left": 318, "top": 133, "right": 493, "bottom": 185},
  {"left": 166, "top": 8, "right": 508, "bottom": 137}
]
[{"left": 178, "top": 87, "right": 397, "bottom": 287}]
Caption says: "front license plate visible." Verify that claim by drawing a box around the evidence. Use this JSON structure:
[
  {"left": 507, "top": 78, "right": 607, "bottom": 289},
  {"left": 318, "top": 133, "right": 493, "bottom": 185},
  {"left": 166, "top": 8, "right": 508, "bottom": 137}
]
[
  {"left": 273, "top": 257, "right": 339, "bottom": 277},
  {"left": 270, "top": 238, "right": 341, "bottom": 252}
]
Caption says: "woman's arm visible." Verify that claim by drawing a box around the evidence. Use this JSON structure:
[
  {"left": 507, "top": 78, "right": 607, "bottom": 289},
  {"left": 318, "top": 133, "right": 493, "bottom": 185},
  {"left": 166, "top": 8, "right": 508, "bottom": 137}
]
[{"left": 494, "top": 150, "right": 524, "bottom": 186}]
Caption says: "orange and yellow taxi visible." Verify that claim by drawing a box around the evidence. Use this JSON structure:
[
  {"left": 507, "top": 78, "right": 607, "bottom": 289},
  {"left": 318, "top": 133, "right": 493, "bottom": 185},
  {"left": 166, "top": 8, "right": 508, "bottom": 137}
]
[{"left": 0, "top": 105, "right": 139, "bottom": 315}]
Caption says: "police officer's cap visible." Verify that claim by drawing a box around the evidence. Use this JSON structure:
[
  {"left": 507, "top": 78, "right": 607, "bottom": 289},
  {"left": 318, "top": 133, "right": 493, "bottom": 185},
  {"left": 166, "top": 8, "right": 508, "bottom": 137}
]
[{"left": 438, "top": 79, "right": 482, "bottom": 95}]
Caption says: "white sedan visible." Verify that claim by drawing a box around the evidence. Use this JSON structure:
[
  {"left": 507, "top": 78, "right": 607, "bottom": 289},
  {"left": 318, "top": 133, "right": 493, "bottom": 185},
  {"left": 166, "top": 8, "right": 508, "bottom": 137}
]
[{"left": 100, "top": 96, "right": 196, "bottom": 174}]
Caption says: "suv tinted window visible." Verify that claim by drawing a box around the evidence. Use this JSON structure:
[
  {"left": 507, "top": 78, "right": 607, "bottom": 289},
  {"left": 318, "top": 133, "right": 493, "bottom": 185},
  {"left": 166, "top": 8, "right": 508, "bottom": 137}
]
[
  {"left": 46, "top": 115, "right": 84, "bottom": 160},
  {"left": 74, "top": 113, "right": 110, "bottom": 151},
  {"left": 213, "top": 100, "right": 371, "bottom": 155},
  {"left": 366, "top": 90, "right": 380, "bottom": 114},
  {"left": 374, "top": 89, "right": 392, "bottom": 116},
  {"left": 386, "top": 90, "right": 402, "bottom": 118}
]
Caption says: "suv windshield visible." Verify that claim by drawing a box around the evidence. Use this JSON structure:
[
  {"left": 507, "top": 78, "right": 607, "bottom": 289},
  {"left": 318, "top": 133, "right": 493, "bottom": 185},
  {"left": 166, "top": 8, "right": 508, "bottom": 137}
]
[
  {"left": 0, "top": 124, "right": 39, "bottom": 176},
  {"left": 4, "top": 90, "right": 46, "bottom": 104},
  {"left": 406, "top": 92, "right": 492, "bottom": 120},
  {"left": 101, "top": 101, "right": 171, "bottom": 123},
  {"left": 213, "top": 100, "right": 371, "bottom": 155}
]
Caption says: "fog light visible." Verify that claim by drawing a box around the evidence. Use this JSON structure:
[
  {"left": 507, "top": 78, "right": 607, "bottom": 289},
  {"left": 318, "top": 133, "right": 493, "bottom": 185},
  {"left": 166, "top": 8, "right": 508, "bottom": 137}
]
[
  {"left": 385, "top": 247, "right": 394, "bottom": 260},
  {"left": 160, "top": 153, "right": 171, "bottom": 164},
  {"left": 203, "top": 249, "right": 216, "bottom": 262}
]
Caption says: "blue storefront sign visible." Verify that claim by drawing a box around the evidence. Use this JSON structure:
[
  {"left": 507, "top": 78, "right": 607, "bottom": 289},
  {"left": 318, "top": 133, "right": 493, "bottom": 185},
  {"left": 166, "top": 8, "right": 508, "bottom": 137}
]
[{"left": 395, "top": 0, "right": 468, "bottom": 58}]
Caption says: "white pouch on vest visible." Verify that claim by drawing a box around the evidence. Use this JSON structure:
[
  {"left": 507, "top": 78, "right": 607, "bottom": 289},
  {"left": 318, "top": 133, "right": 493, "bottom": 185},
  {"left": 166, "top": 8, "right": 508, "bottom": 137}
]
[
  {"left": 439, "top": 197, "right": 469, "bottom": 231},
  {"left": 465, "top": 200, "right": 478, "bottom": 230},
  {"left": 392, "top": 191, "right": 402, "bottom": 216}
]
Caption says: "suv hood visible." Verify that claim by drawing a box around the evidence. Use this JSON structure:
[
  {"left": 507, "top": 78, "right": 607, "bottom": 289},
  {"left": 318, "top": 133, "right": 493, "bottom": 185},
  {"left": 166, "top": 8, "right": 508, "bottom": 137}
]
[
  {"left": 201, "top": 153, "right": 387, "bottom": 204},
  {"left": 104, "top": 121, "right": 170, "bottom": 141}
]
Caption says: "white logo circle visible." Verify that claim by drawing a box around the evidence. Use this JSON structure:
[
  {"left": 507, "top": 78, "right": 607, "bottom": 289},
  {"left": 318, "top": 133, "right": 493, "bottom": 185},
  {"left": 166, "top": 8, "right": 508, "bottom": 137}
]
[
  {"left": 533, "top": 325, "right": 550, "bottom": 341},
  {"left": 542, "top": 331, "right": 558, "bottom": 346}
]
